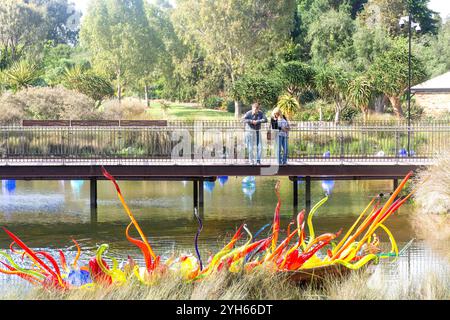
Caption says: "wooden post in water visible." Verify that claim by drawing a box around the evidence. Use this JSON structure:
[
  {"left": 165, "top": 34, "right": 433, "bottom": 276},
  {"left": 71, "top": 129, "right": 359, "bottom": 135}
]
[
  {"left": 305, "top": 176, "right": 311, "bottom": 214},
  {"left": 193, "top": 179, "right": 199, "bottom": 211},
  {"left": 292, "top": 176, "right": 298, "bottom": 217},
  {"left": 199, "top": 178, "right": 204, "bottom": 209},
  {"left": 393, "top": 178, "right": 399, "bottom": 199},
  {"left": 199, "top": 178, "right": 205, "bottom": 218},
  {"left": 90, "top": 178, "right": 98, "bottom": 224}
]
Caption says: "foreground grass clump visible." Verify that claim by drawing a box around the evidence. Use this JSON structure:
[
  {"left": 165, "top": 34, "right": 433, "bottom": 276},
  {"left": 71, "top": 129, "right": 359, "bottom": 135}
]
[
  {"left": 412, "top": 151, "right": 450, "bottom": 248},
  {"left": 2, "top": 267, "right": 449, "bottom": 300}
]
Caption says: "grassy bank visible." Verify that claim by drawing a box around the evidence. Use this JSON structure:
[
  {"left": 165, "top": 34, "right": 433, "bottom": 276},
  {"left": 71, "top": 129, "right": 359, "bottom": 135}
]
[
  {"left": 2, "top": 267, "right": 449, "bottom": 300},
  {"left": 146, "top": 101, "right": 235, "bottom": 121}
]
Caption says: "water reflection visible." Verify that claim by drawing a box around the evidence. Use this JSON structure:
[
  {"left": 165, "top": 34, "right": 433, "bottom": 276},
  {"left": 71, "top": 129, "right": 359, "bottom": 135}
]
[
  {"left": 204, "top": 181, "right": 216, "bottom": 193},
  {"left": 218, "top": 176, "right": 229, "bottom": 186},
  {"left": 321, "top": 180, "right": 335, "bottom": 196},
  {"left": 2, "top": 180, "right": 16, "bottom": 195},
  {"left": 242, "top": 177, "right": 256, "bottom": 200},
  {"left": 70, "top": 180, "right": 85, "bottom": 197}
]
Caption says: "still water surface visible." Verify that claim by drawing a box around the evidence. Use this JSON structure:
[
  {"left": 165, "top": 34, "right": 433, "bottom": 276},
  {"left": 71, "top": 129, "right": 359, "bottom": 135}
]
[{"left": 0, "top": 177, "right": 448, "bottom": 295}]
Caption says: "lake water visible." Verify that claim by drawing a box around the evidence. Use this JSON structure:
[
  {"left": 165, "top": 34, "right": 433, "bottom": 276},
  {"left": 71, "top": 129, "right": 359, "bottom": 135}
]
[{"left": 0, "top": 177, "right": 448, "bottom": 296}]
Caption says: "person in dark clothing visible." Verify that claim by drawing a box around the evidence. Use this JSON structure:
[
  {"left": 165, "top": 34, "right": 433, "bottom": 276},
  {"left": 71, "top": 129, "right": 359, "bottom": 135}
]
[
  {"left": 242, "top": 103, "right": 268, "bottom": 165},
  {"left": 270, "top": 107, "right": 290, "bottom": 165}
]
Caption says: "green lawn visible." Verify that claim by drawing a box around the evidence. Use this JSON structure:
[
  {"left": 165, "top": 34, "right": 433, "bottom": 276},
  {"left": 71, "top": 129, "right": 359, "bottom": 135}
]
[{"left": 146, "top": 101, "right": 235, "bottom": 120}]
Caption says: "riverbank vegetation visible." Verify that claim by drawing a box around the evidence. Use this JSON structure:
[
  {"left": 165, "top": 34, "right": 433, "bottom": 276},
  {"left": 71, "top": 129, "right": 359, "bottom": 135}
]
[
  {"left": 2, "top": 267, "right": 449, "bottom": 300},
  {"left": 0, "top": 0, "right": 449, "bottom": 123},
  {"left": 412, "top": 151, "right": 450, "bottom": 250}
]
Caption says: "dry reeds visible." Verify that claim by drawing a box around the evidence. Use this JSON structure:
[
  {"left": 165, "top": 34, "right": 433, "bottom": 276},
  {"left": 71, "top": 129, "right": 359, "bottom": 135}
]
[
  {"left": 2, "top": 266, "right": 449, "bottom": 300},
  {"left": 412, "top": 151, "right": 450, "bottom": 242}
]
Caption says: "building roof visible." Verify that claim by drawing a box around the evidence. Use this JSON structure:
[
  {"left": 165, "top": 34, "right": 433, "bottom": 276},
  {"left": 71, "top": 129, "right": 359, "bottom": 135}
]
[{"left": 412, "top": 71, "right": 450, "bottom": 93}]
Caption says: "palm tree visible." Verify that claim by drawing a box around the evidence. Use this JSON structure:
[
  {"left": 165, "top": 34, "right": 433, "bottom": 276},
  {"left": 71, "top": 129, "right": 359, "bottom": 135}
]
[
  {"left": 276, "top": 94, "right": 301, "bottom": 119},
  {"left": 314, "top": 65, "right": 349, "bottom": 124},
  {"left": 2, "top": 60, "right": 40, "bottom": 92},
  {"left": 347, "top": 75, "right": 373, "bottom": 122}
]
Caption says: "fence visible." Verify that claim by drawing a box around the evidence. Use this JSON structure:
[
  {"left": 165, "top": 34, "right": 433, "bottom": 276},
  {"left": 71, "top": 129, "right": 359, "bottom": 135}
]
[{"left": 0, "top": 121, "right": 449, "bottom": 163}]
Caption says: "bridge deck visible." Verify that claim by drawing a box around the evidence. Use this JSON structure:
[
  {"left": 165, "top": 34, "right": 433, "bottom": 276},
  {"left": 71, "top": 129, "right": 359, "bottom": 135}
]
[{"left": 0, "top": 159, "right": 431, "bottom": 180}]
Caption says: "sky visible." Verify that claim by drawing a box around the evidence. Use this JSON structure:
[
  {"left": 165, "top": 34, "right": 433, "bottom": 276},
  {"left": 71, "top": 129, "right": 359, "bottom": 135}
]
[{"left": 74, "top": 0, "right": 450, "bottom": 20}]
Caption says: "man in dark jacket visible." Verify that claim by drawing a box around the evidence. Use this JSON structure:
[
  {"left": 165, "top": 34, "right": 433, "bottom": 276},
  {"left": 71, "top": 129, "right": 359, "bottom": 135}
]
[{"left": 242, "top": 103, "right": 268, "bottom": 165}]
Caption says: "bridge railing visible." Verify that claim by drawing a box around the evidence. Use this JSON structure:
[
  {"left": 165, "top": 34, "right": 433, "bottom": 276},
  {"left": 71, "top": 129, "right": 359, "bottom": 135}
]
[{"left": 0, "top": 121, "right": 448, "bottom": 163}]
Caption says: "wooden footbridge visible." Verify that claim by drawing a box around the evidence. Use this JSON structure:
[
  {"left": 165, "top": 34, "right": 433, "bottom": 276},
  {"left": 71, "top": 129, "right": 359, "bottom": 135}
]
[{"left": 0, "top": 120, "right": 446, "bottom": 219}]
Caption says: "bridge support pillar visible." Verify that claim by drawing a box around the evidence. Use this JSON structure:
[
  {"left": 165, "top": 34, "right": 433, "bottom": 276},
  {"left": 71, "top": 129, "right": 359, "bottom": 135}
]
[
  {"left": 292, "top": 177, "right": 298, "bottom": 217},
  {"left": 90, "top": 178, "right": 98, "bottom": 224},
  {"left": 393, "top": 178, "right": 399, "bottom": 191},
  {"left": 199, "top": 178, "right": 204, "bottom": 208},
  {"left": 305, "top": 176, "right": 311, "bottom": 214},
  {"left": 193, "top": 179, "right": 205, "bottom": 217},
  {"left": 193, "top": 180, "right": 198, "bottom": 210}
]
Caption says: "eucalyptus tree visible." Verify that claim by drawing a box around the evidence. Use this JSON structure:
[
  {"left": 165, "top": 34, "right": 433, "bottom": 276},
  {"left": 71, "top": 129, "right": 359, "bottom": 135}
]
[
  {"left": 80, "top": 0, "right": 161, "bottom": 102},
  {"left": 172, "top": 0, "right": 296, "bottom": 118},
  {"left": 360, "top": 0, "right": 439, "bottom": 35},
  {"left": 369, "top": 39, "right": 427, "bottom": 118},
  {"left": 306, "top": 5, "right": 355, "bottom": 65},
  {"left": 0, "top": 0, "right": 47, "bottom": 63}
]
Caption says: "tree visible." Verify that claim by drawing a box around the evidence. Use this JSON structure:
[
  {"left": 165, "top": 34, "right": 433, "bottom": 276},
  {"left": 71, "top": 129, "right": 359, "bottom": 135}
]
[
  {"left": 172, "top": 0, "right": 296, "bottom": 118},
  {"left": 416, "top": 21, "right": 450, "bottom": 77},
  {"left": 29, "top": 0, "right": 82, "bottom": 45},
  {"left": 80, "top": 0, "right": 161, "bottom": 102},
  {"left": 347, "top": 75, "right": 372, "bottom": 121},
  {"left": 314, "top": 64, "right": 350, "bottom": 124},
  {"left": 306, "top": 5, "right": 355, "bottom": 64},
  {"left": 232, "top": 74, "right": 283, "bottom": 111},
  {"left": 360, "top": 0, "right": 439, "bottom": 35},
  {"left": 369, "top": 39, "right": 427, "bottom": 118},
  {"left": 277, "top": 61, "right": 314, "bottom": 100},
  {"left": 1, "top": 60, "right": 41, "bottom": 92},
  {"left": 277, "top": 94, "right": 301, "bottom": 120},
  {"left": 0, "top": 0, "right": 47, "bottom": 61},
  {"left": 63, "top": 66, "right": 114, "bottom": 106}
]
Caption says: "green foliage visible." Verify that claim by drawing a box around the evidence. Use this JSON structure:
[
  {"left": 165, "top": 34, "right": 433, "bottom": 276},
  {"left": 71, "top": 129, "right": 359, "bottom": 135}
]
[
  {"left": 2, "top": 60, "right": 41, "bottom": 92},
  {"left": 173, "top": 0, "right": 296, "bottom": 116},
  {"left": 347, "top": 75, "right": 373, "bottom": 116},
  {"left": 351, "top": 19, "right": 393, "bottom": 71},
  {"left": 416, "top": 21, "right": 450, "bottom": 78},
  {"left": 307, "top": 5, "right": 355, "bottom": 64},
  {"left": 29, "top": 0, "right": 81, "bottom": 45},
  {"left": 361, "top": 0, "right": 439, "bottom": 36},
  {"left": 80, "top": 0, "right": 162, "bottom": 99},
  {"left": 203, "top": 96, "right": 224, "bottom": 110},
  {"left": 232, "top": 74, "right": 283, "bottom": 109},
  {"left": 277, "top": 61, "right": 314, "bottom": 98},
  {"left": 277, "top": 94, "right": 301, "bottom": 119},
  {"left": 62, "top": 66, "right": 114, "bottom": 105},
  {"left": 40, "top": 42, "right": 90, "bottom": 86},
  {"left": 369, "top": 38, "right": 427, "bottom": 98},
  {"left": 0, "top": 0, "right": 47, "bottom": 60}
]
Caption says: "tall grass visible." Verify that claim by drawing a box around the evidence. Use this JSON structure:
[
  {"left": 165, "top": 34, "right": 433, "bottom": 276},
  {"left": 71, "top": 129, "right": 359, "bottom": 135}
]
[
  {"left": 2, "top": 267, "right": 449, "bottom": 300},
  {"left": 412, "top": 151, "right": 450, "bottom": 243}
]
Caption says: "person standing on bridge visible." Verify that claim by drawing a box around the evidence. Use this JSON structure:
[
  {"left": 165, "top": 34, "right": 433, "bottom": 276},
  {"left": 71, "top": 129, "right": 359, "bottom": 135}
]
[
  {"left": 242, "top": 103, "right": 267, "bottom": 165},
  {"left": 271, "top": 107, "right": 290, "bottom": 165}
]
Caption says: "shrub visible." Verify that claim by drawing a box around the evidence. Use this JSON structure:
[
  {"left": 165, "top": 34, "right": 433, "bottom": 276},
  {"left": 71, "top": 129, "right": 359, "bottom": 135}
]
[
  {"left": 0, "top": 86, "right": 99, "bottom": 123},
  {"left": 63, "top": 66, "right": 115, "bottom": 105},
  {"left": 225, "top": 101, "right": 235, "bottom": 113},
  {"left": 203, "top": 96, "right": 224, "bottom": 109},
  {"left": 232, "top": 73, "right": 283, "bottom": 109},
  {"left": 1, "top": 60, "right": 41, "bottom": 92},
  {"left": 276, "top": 94, "right": 301, "bottom": 119},
  {"left": 101, "top": 98, "right": 148, "bottom": 120}
]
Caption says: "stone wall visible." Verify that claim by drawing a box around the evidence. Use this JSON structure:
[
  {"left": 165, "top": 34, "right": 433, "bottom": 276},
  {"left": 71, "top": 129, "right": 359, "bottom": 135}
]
[{"left": 415, "top": 93, "right": 450, "bottom": 115}]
